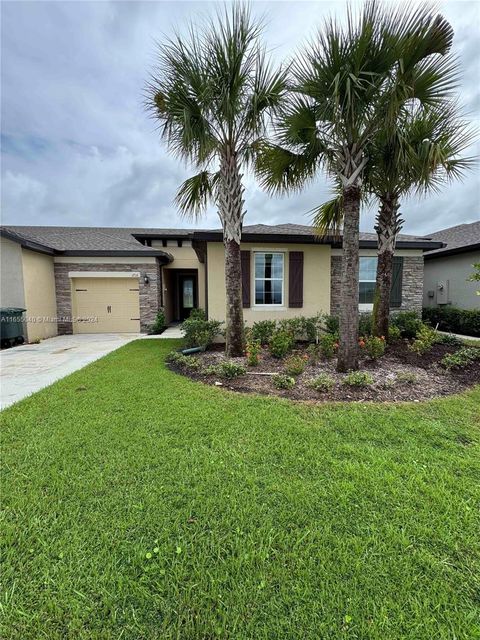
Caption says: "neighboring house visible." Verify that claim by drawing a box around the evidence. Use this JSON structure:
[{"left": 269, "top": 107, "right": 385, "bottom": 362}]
[
  {"left": 423, "top": 221, "right": 480, "bottom": 310},
  {"left": 0, "top": 224, "right": 442, "bottom": 340}
]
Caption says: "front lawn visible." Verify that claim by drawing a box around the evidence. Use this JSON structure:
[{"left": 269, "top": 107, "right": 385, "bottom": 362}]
[{"left": 1, "top": 339, "right": 479, "bottom": 639}]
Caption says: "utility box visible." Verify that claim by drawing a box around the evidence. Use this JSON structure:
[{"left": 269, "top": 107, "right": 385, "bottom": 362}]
[{"left": 436, "top": 280, "right": 450, "bottom": 305}]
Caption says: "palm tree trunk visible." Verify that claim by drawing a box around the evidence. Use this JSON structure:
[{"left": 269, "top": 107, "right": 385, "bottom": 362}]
[
  {"left": 218, "top": 149, "right": 245, "bottom": 357},
  {"left": 373, "top": 195, "right": 401, "bottom": 339},
  {"left": 337, "top": 185, "right": 361, "bottom": 372}
]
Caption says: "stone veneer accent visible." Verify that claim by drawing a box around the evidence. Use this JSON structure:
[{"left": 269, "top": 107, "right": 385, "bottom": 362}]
[
  {"left": 330, "top": 255, "right": 424, "bottom": 317},
  {"left": 54, "top": 261, "right": 162, "bottom": 334}
]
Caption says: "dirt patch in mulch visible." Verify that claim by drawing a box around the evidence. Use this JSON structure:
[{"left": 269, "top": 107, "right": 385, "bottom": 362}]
[{"left": 168, "top": 341, "right": 480, "bottom": 403}]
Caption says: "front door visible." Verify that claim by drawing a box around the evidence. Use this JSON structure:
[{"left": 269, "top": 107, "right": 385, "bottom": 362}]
[{"left": 179, "top": 275, "right": 196, "bottom": 320}]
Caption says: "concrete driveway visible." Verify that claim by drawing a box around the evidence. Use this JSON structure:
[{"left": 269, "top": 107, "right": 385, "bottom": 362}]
[{"left": 0, "top": 333, "right": 141, "bottom": 410}]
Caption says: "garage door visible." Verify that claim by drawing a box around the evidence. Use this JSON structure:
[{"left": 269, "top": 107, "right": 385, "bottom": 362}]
[{"left": 72, "top": 277, "right": 140, "bottom": 333}]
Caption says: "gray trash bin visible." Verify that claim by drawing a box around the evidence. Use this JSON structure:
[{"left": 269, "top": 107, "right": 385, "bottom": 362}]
[{"left": 0, "top": 307, "right": 26, "bottom": 348}]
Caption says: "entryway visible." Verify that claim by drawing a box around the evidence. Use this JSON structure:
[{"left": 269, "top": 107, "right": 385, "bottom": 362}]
[{"left": 163, "top": 269, "right": 198, "bottom": 323}]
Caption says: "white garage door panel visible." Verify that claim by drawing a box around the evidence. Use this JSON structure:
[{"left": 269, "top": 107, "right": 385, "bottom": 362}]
[{"left": 73, "top": 277, "right": 140, "bottom": 333}]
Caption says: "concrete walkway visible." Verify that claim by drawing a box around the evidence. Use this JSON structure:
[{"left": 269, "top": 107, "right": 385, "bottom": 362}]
[
  {"left": 438, "top": 331, "right": 480, "bottom": 342},
  {"left": 0, "top": 333, "right": 141, "bottom": 410}
]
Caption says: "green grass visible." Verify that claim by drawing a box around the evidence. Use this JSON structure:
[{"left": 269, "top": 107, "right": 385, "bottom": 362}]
[{"left": 1, "top": 339, "right": 479, "bottom": 639}]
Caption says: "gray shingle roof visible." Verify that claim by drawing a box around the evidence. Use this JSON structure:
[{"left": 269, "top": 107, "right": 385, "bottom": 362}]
[
  {"left": 423, "top": 221, "right": 480, "bottom": 257},
  {"left": 1, "top": 222, "right": 443, "bottom": 254}
]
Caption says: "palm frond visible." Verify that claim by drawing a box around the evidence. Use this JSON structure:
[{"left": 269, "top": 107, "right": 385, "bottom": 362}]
[
  {"left": 310, "top": 194, "right": 344, "bottom": 239},
  {"left": 174, "top": 171, "right": 219, "bottom": 220}
]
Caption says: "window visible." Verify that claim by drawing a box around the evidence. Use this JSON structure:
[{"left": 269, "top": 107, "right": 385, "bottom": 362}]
[
  {"left": 254, "top": 252, "right": 284, "bottom": 305},
  {"left": 359, "top": 257, "right": 377, "bottom": 305}
]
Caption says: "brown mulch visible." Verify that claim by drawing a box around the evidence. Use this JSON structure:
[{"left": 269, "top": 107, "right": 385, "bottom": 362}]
[{"left": 168, "top": 341, "right": 480, "bottom": 403}]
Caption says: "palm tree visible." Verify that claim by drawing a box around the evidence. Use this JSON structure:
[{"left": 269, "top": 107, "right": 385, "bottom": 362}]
[
  {"left": 256, "top": 3, "right": 456, "bottom": 371},
  {"left": 146, "top": 6, "right": 287, "bottom": 356},
  {"left": 312, "top": 107, "right": 475, "bottom": 339}
]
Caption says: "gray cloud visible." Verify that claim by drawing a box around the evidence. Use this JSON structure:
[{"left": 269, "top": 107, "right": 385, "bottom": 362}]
[{"left": 1, "top": 0, "right": 479, "bottom": 235}]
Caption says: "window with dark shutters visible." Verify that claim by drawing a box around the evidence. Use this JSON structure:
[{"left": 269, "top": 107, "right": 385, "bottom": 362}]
[
  {"left": 288, "top": 251, "right": 304, "bottom": 308},
  {"left": 390, "top": 256, "right": 403, "bottom": 307},
  {"left": 241, "top": 250, "right": 251, "bottom": 308}
]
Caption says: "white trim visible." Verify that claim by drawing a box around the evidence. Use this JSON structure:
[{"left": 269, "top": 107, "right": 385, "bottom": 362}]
[
  {"left": 253, "top": 251, "right": 285, "bottom": 307},
  {"left": 68, "top": 271, "right": 140, "bottom": 279},
  {"left": 359, "top": 303, "right": 374, "bottom": 312},
  {"left": 331, "top": 248, "right": 423, "bottom": 257}
]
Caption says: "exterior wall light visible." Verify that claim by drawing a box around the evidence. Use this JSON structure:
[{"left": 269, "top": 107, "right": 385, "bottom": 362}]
[{"left": 144, "top": 274, "right": 150, "bottom": 285}]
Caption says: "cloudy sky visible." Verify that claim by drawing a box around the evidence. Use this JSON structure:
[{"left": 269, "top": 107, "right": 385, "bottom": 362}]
[{"left": 1, "top": 0, "right": 479, "bottom": 235}]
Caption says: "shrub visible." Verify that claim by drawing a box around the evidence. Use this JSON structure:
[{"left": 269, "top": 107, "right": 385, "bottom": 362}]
[
  {"left": 423, "top": 306, "right": 480, "bottom": 338},
  {"left": 409, "top": 324, "right": 437, "bottom": 355},
  {"left": 441, "top": 347, "right": 480, "bottom": 370},
  {"left": 436, "top": 332, "right": 462, "bottom": 346},
  {"left": 217, "top": 361, "right": 247, "bottom": 379},
  {"left": 251, "top": 320, "right": 277, "bottom": 345},
  {"left": 166, "top": 352, "right": 202, "bottom": 370},
  {"left": 307, "top": 373, "right": 335, "bottom": 393},
  {"left": 324, "top": 315, "right": 339, "bottom": 335},
  {"left": 272, "top": 374, "right": 295, "bottom": 390},
  {"left": 269, "top": 330, "right": 294, "bottom": 358},
  {"left": 320, "top": 333, "right": 339, "bottom": 359},
  {"left": 303, "top": 313, "right": 325, "bottom": 343},
  {"left": 284, "top": 354, "right": 308, "bottom": 376},
  {"left": 149, "top": 311, "right": 166, "bottom": 335},
  {"left": 278, "top": 317, "right": 304, "bottom": 341},
  {"left": 306, "top": 343, "right": 322, "bottom": 364},
  {"left": 390, "top": 311, "right": 423, "bottom": 338},
  {"left": 245, "top": 337, "right": 261, "bottom": 366},
  {"left": 188, "top": 308, "right": 206, "bottom": 320},
  {"left": 362, "top": 335, "right": 386, "bottom": 360},
  {"left": 182, "top": 317, "right": 222, "bottom": 348},
  {"left": 388, "top": 325, "right": 401, "bottom": 341},
  {"left": 343, "top": 371, "right": 373, "bottom": 387},
  {"left": 358, "top": 312, "right": 373, "bottom": 337},
  {"left": 396, "top": 371, "right": 417, "bottom": 384}
]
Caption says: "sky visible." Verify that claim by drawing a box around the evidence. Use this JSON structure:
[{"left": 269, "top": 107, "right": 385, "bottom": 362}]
[{"left": 1, "top": 0, "right": 479, "bottom": 236}]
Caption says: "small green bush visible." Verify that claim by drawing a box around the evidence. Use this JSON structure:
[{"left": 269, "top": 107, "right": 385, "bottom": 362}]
[
  {"left": 269, "top": 330, "right": 294, "bottom": 358},
  {"left": 396, "top": 372, "right": 417, "bottom": 384},
  {"left": 343, "top": 371, "right": 373, "bottom": 387},
  {"left": 182, "top": 317, "right": 223, "bottom": 348},
  {"left": 423, "top": 306, "right": 480, "bottom": 338},
  {"left": 245, "top": 336, "right": 261, "bottom": 366},
  {"left": 307, "top": 373, "right": 335, "bottom": 393},
  {"left": 388, "top": 325, "right": 401, "bottom": 341},
  {"left": 166, "top": 352, "right": 202, "bottom": 370},
  {"left": 409, "top": 324, "right": 437, "bottom": 355},
  {"left": 320, "top": 333, "right": 339, "bottom": 359},
  {"left": 324, "top": 315, "right": 339, "bottom": 335},
  {"left": 251, "top": 320, "right": 277, "bottom": 345},
  {"left": 149, "top": 311, "right": 166, "bottom": 335},
  {"left": 436, "top": 332, "right": 462, "bottom": 346},
  {"left": 188, "top": 308, "right": 206, "bottom": 320},
  {"left": 272, "top": 374, "right": 295, "bottom": 390},
  {"left": 306, "top": 343, "right": 322, "bottom": 364},
  {"left": 362, "top": 335, "right": 386, "bottom": 360},
  {"left": 217, "top": 361, "right": 247, "bottom": 379},
  {"left": 278, "top": 318, "right": 304, "bottom": 341},
  {"left": 390, "top": 311, "right": 423, "bottom": 338},
  {"left": 303, "top": 313, "right": 325, "bottom": 343},
  {"left": 284, "top": 354, "right": 308, "bottom": 376},
  {"left": 441, "top": 347, "right": 480, "bottom": 370},
  {"left": 358, "top": 313, "right": 373, "bottom": 337}
]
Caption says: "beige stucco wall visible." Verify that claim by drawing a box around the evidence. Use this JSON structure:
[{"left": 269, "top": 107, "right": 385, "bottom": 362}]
[
  {"left": 152, "top": 242, "right": 206, "bottom": 313},
  {"left": 424, "top": 251, "right": 480, "bottom": 310},
  {"left": 22, "top": 249, "right": 58, "bottom": 341},
  {"left": 0, "top": 237, "right": 26, "bottom": 309},
  {"left": 206, "top": 242, "right": 331, "bottom": 324}
]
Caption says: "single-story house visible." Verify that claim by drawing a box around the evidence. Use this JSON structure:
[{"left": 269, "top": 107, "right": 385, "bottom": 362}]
[
  {"left": 423, "top": 221, "right": 480, "bottom": 310},
  {"left": 0, "top": 223, "right": 443, "bottom": 341}
]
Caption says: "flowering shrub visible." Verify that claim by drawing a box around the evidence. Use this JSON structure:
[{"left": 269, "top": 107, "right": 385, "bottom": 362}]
[
  {"left": 441, "top": 347, "right": 480, "bottom": 370},
  {"left": 320, "top": 333, "right": 339, "bottom": 359},
  {"left": 362, "top": 335, "right": 386, "bottom": 360},
  {"left": 245, "top": 337, "right": 261, "bottom": 366},
  {"left": 284, "top": 354, "right": 308, "bottom": 376},
  {"left": 272, "top": 374, "right": 295, "bottom": 390}
]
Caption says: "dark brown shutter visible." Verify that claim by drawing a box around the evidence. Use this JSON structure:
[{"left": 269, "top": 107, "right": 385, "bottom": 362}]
[
  {"left": 288, "top": 251, "right": 304, "bottom": 308},
  {"left": 241, "top": 250, "right": 251, "bottom": 308},
  {"left": 390, "top": 256, "right": 403, "bottom": 308}
]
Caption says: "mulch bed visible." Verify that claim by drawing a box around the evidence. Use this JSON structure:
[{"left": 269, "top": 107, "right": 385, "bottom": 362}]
[{"left": 168, "top": 341, "right": 480, "bottom": 403}]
